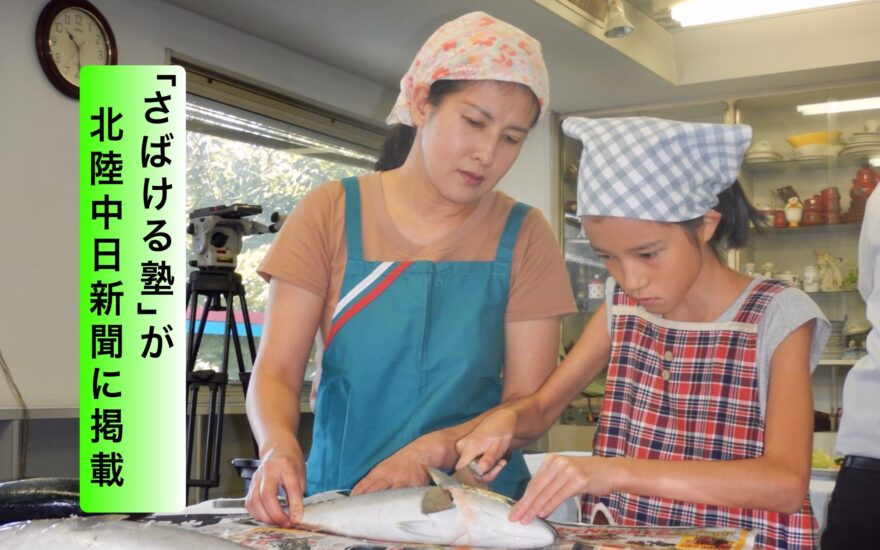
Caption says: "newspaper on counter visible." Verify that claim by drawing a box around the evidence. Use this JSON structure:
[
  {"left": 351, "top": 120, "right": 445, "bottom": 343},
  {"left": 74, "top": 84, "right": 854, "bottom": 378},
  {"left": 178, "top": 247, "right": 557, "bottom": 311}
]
[{"left": 144, "top": 511, "right": 756, "bottom": 550}]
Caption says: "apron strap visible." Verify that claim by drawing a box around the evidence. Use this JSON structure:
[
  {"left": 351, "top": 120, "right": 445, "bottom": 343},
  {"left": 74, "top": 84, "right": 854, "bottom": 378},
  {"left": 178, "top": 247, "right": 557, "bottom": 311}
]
[
  {"left": 341, "top": 176, "right": 364, "bottom": 262},
  {"left": 732, "top": 279, "right": 787, "bottom": 324},
  {"left": 495, "top": 202, "right": 530, "bottom": 264}
]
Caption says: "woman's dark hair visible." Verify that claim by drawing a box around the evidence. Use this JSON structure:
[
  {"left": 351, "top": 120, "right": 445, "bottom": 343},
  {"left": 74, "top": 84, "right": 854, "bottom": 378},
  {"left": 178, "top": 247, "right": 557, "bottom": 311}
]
[
  {"left": 374, "top": 124, "right": 417, "bottom": 171},
  {"left": 679, "top": 180, "right": 766, "bottom": 258},
  {"left": 374, "top": 80, "right": 539, "bottom": 171}
]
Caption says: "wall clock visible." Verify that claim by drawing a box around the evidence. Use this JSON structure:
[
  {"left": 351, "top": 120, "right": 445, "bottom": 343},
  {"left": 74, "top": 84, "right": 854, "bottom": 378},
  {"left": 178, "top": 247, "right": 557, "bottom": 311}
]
[{"left": 35, "top": 0, "right": 118, "bottom": 99}]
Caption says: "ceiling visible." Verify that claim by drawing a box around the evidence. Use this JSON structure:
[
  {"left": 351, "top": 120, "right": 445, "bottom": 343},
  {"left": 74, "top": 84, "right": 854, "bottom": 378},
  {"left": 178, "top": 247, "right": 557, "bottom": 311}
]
[{"left": 160, "top": 0, "right": 880, "bottom": 116}]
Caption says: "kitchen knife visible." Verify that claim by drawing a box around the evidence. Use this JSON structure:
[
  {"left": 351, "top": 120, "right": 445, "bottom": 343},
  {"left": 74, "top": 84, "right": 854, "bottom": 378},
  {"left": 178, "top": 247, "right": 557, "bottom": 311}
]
[
  {"left": 450, "top": 451, "right": 511, "bottom": 489},
  {"left": 450, "top": 458, "right": 490, "bottom": 489}
]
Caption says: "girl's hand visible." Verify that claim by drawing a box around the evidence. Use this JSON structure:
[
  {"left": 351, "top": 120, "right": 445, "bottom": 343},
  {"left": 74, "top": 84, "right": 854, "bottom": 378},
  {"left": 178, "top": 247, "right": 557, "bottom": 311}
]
[
  {"left": 510, "top": 454, "right": 617, "bottom": 523},
  {"left": 245, "top": 442, "right": 306, "bottom": 527},
  {"left": 454, "top": 408, "right": 517, "bottom": 481}
]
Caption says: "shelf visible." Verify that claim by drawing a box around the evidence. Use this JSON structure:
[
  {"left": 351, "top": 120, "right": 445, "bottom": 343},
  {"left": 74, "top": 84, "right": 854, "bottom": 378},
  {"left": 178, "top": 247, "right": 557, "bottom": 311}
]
[
  {"left": 742, "top": 155, "right": 871, "bottom": 174},
  {"left": 806, "top": 290, "right": 861, "bottom": 297},
  {"left": 754, "top": 221, "right": 862, "bottom": 235},
  {"left": 818, "top": 359, "right": 858, "bottom": 367}
]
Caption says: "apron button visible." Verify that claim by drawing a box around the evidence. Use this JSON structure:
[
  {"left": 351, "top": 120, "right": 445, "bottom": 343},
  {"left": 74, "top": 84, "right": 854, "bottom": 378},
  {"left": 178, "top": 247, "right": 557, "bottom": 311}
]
[
  {"left": 661, "top": 369, "right": 670, "bottom": 381},
  {"left": 663, "top": 350, "right": 674, "bottom": 361}
]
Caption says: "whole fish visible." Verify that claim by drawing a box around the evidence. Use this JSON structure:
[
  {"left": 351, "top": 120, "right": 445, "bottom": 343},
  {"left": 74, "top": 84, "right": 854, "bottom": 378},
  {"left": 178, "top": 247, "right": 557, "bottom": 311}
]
[
  {"left": 298, "top": 467, "right": 556, "bottom": 548},
  {"left": 0, "top": 516, "right": 245, "bottom": 549},
  {"left": 0, "top": 478, "right": 84, "bottom": 524}
]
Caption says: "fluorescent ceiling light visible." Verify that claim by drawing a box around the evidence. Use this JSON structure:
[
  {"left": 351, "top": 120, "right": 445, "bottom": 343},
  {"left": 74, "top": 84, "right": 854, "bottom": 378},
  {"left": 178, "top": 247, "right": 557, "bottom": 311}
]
[
  {"left": 797, "top": 97, "right": 880, "bottom": 115},
  {"left": 870, "top": 156, "right": 880, "bottom": 167},
  {"left": 670, "top": 0, "right": 863, "bottom": 27}
]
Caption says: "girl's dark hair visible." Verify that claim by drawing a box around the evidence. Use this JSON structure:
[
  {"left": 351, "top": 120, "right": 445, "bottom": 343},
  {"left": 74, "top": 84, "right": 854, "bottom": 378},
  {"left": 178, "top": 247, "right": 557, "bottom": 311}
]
[
  {"left": 679, "top": 180, "right": 766, "bottom": 258},
  {"left": 374, "top": 80, "right": 540, "bottom": 171}
]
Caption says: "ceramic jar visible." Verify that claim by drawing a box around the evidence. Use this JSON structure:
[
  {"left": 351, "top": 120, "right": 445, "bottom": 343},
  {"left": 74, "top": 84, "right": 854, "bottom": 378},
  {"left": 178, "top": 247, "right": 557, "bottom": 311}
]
[
  {"left": 820, "top": 187, "right": 842, "bottom": 220},
  {"left": 852, "top": 167, "right": 877, "bottom": 201},
  {"left": 778, "top": 270, "right": 800, "bottom": 287},
  {"left": 773, "top": 210, "right": 787, "bottom": 228},
  {"left": 803, "top": 265, "right": 820, "bottom": 293}
]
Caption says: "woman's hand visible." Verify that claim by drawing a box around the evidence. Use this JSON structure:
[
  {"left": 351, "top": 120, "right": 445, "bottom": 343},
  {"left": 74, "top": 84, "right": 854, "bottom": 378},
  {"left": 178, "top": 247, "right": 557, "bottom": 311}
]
[
  {"left": 510, "top": 454, "right": 617, "bottom": 523},
  {"left": 245, "top": 442, "right": 306, "bottom": 528},
  {"left": 244, "top": 279, "right": 322, "bottom": 526},
  {"left": 351, "top": 432, "right": 453, "bottom": 494},
  {"left": 350, "top": 448, "right": 429, "bottom": 494}
]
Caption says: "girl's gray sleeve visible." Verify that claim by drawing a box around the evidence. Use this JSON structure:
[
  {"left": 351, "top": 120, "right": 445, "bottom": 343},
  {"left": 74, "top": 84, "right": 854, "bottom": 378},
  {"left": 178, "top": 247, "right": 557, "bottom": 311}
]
[{"left": 755, "top": 287, "right": 831, "bottom": 415}]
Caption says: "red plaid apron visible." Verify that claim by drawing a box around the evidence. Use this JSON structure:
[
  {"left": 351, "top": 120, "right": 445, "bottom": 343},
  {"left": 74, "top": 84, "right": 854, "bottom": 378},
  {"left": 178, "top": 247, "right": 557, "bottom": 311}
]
[{"left": 583, "top": 280, "right": 817, "bottom": 549}]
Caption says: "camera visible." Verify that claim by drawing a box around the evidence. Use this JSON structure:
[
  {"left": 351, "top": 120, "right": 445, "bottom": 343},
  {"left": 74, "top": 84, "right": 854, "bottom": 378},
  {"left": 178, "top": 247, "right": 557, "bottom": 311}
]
[{"left": 187, "top": 204, "right": 285, "bottom": 270}]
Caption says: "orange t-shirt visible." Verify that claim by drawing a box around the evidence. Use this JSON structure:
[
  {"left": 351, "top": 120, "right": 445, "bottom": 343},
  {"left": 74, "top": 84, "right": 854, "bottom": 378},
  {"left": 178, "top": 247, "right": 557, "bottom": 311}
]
[{"left": 258, "top": 173, "right": 576, "bottom": 338}]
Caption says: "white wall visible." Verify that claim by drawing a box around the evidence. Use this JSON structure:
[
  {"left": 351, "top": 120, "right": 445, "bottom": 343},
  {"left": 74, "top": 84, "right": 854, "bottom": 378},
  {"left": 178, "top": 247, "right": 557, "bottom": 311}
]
[
  {"left": 499, "top": 116, "right": 557, "bottom": 225},
  {"left": 0, "top": 0, "right": 555, "bottom": 409}
]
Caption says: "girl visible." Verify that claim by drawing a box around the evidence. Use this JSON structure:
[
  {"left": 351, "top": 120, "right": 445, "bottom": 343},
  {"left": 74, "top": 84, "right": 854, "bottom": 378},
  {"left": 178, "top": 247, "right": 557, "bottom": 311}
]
[
  {"left": 457, "top": 117, "right": 830, "bottom": 549},
  {"left": 245, "top": 12, "right": 576, "bottom": 528}
]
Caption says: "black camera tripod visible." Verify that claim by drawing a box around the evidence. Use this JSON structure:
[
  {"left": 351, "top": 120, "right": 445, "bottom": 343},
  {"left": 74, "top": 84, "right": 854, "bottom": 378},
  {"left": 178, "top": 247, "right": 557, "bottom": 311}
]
[{"left": 185, "top": 267, "right": 258, "bottom": 503}]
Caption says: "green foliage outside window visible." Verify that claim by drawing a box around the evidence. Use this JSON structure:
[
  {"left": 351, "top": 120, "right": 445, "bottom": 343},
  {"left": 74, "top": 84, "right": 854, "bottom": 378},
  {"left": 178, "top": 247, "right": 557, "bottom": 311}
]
[{"left": 185, "top": 106, "right": 374, "bottom": 374}]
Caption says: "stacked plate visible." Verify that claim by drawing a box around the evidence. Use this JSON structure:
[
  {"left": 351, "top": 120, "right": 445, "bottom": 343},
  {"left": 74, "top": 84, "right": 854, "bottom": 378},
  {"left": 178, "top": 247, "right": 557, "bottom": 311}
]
[
  {"left": 744, "top": 150, "right": 783, "bottom": 164},
  {"left": 822, "top": 320, "right": 846, "bottom": 360},
  {"left": 839, "top": 132, "right": 880, "bottom": 162}
]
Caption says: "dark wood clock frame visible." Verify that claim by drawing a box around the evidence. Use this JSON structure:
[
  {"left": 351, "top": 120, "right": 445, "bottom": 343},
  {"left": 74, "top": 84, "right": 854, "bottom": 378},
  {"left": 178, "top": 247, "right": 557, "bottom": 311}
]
[{"left": 35, "top": 0, "right": 118, "bottom": 99}]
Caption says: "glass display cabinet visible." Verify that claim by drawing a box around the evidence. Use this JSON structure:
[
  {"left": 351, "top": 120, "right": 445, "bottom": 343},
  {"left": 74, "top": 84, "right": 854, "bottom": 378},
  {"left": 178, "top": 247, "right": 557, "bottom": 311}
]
[
  {"left": 734, "top": 82, "right": 878, "bottom": 440},
  {"left": 557, "top": 82, "right": 879, "bottom": 453}
]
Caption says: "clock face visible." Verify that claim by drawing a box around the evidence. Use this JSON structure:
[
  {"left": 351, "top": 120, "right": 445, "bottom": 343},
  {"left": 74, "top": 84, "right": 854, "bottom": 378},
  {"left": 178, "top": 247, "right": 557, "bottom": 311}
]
[
  {"left": 36, "top": 0, "right": 117, "bottom": 98},
  {"left": 47, "top": 7, "right": 110, "bottom": 87}
]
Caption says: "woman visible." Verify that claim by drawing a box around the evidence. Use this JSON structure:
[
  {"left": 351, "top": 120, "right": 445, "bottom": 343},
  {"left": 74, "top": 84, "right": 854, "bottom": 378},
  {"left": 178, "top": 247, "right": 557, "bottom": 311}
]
[{"left": 245, "top": 11, "right": 576, "bottom": 527}]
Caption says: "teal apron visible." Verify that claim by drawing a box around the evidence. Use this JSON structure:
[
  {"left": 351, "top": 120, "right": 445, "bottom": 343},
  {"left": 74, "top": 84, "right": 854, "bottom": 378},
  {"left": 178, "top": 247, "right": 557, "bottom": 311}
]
[{"left": 306, "top": 176, "right": 530, "bottom": 498}]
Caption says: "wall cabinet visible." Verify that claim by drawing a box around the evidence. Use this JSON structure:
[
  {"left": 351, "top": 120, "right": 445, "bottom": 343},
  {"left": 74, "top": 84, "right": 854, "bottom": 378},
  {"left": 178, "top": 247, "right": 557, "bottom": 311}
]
[{"left": 557, "top": 82, "right": 879, "bottom": 453}]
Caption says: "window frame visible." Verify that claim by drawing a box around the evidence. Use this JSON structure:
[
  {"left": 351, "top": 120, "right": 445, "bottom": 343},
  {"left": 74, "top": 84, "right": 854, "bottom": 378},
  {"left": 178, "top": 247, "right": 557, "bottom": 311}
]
[{"left": 171, "top": 51, "right": 387, "bottom": 375}]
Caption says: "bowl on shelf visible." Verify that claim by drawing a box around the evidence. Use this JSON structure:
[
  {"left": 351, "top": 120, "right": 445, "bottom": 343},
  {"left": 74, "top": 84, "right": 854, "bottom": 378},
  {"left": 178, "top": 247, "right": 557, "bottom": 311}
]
[{"left": 786, "top": 131, "right": 842, "bottom": 149}]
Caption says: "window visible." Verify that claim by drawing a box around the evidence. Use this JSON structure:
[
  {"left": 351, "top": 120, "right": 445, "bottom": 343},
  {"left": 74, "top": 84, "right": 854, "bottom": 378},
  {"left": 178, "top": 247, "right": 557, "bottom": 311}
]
[{"left": 179, "top": 60, "right": 386, "bottom": 377}]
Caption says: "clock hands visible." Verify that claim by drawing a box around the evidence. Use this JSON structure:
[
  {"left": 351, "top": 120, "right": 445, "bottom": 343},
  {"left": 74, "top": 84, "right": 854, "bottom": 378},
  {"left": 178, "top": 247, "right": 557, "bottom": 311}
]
[
  {"left": 64, "top": 26, "right": 84, "bottom": 70},
  {"left": 65, "top": 28, "right": 78, "bottom": 47}
]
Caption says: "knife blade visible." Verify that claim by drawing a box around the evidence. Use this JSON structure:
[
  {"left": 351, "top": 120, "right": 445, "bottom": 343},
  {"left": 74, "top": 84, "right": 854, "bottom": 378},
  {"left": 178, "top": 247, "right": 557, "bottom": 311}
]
[
  {"left": 450, "top": 458, "right": 490, "bottom": 489},
  {"left": 450, "top": 451, "right": 512, "bottom": 489}
]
